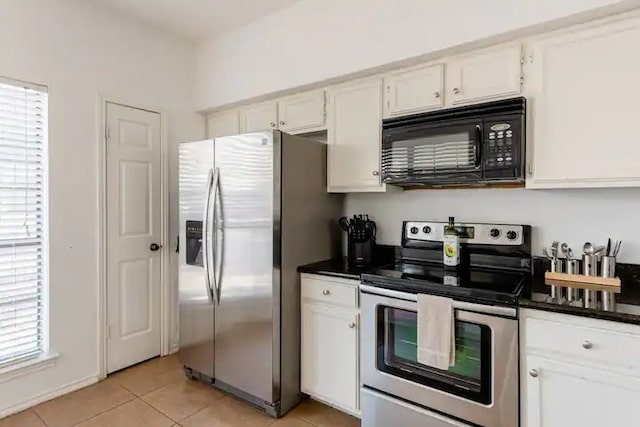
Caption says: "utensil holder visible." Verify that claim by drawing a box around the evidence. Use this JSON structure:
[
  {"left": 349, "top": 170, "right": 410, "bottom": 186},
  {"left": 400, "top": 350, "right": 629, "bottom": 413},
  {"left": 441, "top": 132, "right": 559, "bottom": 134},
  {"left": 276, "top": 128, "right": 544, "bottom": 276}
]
[
  {"left": 550, "top": 258, "right": 563, "bottom": 301},
  {"left": 601, "top": 256, "right": 617, "bottom": 312},
  {"left": 564, "top": 259, "right": 581, "bottom": 302},
  {"left": 583, "top": 254, "right": 598, "bottom": 308}
]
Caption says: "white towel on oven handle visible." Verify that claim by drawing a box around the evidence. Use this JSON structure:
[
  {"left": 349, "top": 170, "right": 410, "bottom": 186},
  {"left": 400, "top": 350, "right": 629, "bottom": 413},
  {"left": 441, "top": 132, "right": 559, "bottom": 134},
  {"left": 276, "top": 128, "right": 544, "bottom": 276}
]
[{"left": 416, "top": 294, "right": 455, "bottom": 370}]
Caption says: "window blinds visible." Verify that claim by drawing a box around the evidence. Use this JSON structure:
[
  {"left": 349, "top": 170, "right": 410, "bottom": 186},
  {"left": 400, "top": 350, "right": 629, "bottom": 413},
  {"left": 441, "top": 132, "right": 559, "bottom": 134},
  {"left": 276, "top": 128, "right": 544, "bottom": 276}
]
[{"left": 0, "top": 78, "right": 47, "bottom": 366}]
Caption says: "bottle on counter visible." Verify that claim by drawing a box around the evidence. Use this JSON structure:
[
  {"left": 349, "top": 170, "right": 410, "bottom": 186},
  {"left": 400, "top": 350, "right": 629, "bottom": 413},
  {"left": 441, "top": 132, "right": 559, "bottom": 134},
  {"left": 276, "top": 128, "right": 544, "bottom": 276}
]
[{"left": 443, "top": 216, "right": 460, "bottom": 268}]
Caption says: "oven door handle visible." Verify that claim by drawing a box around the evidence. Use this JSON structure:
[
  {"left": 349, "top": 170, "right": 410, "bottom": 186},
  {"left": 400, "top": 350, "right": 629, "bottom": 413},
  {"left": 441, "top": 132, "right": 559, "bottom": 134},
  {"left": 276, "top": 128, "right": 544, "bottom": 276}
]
[
  {"left": 474, "top": 124, "right": 482, "bottom": 169},
  {"left": 359, "top": 284, "right": 517, "bottom": 318}
]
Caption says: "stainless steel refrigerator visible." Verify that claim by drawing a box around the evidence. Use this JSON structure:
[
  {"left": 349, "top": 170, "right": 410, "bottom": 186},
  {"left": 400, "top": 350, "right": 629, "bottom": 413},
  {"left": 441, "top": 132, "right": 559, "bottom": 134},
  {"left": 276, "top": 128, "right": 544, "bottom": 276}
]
[{"left": 178, "top": 130, "right": 342, "bottom": 417}]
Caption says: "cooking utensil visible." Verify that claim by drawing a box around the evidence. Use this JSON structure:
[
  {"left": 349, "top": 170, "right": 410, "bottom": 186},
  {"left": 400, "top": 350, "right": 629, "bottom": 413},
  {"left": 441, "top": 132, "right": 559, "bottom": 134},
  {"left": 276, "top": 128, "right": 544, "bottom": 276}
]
[
  {"left": 551, "top": 241, "right": 559, "bottom": 258},
  {"left": 543, "top": 247, "right": 551, "bottom": 259},
  {"left": 567, "top": 248, "right": 574, "bottom": 259},
  {"left": 606, "top": 238, "right": 611, "bottom": 256},
  {"left": 583, "top": 242, "right": 595, "bottom": 255},
  {"left": 560, "top": 243, "right": 569, "bottom": 257},
  {"left": 614, "top": 240, "right": 622, "bottom": 257}
]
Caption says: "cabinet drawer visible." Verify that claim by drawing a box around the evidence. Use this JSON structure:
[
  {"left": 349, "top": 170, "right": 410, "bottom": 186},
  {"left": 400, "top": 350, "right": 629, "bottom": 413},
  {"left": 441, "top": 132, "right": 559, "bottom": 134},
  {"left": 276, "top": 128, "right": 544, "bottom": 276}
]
[
  {"left": 301, "top": 276, "right": 358, "bottom": 308},
  {"left": 525, "top": 317, "right": 640, "bottom": 374}
]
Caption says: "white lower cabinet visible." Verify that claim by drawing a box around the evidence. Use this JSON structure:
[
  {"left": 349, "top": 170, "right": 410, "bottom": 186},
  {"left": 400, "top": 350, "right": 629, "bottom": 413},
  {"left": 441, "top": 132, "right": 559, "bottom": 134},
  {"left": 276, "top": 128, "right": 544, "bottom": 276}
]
[
  {"left": 524, "top": 355, "right": 640, "bottom": 427},
  {"left": 520, "top": 309, "right": 640, "bottom": 427},
  {"left": 300, "top": 274, "right": 360, "bottom": 416}
]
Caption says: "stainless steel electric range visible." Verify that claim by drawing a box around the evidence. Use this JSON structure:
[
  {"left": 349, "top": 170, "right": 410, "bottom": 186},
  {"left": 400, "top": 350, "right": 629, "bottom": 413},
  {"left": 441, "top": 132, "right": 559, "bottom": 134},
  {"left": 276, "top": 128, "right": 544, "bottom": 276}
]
[{"left": 360, "top": 221, "right": 532, "bottom": 427}]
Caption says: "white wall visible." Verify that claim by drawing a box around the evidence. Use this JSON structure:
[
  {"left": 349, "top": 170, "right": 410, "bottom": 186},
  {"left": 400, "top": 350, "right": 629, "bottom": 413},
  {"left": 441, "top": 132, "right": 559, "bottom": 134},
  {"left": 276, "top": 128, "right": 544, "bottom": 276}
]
[
  {"left": 194, "top": 0, "right": 639, "bottom": 109},
  {"left": 346, "top": 188, "right": 640, "bottom": 263},
  {"left": 0, "top": 0, "right": 203, "bottom": 416}
]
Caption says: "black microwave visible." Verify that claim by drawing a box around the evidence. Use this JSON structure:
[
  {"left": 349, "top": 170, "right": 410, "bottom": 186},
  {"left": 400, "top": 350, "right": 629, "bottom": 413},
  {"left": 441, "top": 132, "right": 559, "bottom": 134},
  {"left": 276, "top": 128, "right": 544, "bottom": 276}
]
[{"left": 381, "top": 97, "right": 526, "bottom": 187}]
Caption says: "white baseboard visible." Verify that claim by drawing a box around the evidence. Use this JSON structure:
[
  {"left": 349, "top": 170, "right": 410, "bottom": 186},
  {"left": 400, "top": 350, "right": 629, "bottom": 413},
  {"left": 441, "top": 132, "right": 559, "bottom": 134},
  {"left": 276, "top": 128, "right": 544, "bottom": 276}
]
[{"left": 0, "top": 375, "right": 99, "bottom": 419}]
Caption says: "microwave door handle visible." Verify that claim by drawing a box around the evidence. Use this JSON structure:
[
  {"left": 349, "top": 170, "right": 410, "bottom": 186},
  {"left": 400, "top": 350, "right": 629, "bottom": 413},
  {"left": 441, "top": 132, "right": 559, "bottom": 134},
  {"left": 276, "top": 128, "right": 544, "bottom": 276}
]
[{"left": 474, "top": 125, "right": 482, "bottom": 169}]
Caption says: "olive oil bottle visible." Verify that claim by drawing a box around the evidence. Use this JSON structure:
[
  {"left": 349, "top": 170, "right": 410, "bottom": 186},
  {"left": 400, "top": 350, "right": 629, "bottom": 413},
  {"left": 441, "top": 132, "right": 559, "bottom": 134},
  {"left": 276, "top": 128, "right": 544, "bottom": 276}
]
[{"left": 443, "top": 216, "right": 460, "bottom": 267}]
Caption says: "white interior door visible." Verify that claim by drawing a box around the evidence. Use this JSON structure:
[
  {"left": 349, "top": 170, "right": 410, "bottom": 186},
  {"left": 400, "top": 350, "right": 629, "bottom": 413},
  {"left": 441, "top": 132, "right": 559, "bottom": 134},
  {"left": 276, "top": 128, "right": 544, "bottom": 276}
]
[{"left": 106, "top": 102, "right": 162, "bottom": 373}]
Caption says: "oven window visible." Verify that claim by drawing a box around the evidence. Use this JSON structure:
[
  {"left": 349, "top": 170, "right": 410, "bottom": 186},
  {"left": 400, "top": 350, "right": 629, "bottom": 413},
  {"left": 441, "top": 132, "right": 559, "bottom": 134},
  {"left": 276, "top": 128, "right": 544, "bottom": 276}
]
[{"left": 376, "top": 307, "right": 492, "bottom": 404}]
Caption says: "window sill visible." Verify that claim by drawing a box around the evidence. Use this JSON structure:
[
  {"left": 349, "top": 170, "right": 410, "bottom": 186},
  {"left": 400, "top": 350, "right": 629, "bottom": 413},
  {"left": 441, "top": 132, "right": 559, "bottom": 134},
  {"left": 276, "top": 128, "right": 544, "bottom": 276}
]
[{"left": 0, "top": 352, "right": 60, "bottom": 384}]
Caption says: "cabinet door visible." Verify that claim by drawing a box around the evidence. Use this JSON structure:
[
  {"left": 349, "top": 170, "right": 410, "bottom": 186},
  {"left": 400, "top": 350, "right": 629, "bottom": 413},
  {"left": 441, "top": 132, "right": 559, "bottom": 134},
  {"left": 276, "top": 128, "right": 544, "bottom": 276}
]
[
  {"left": 528, "top": 18, "right": 640, "bottom": 187},
  {"left": 207, "top": 110, "right": 239, "bottom": 138},
  {"left": 384, "top": 64, "right": 444, "bottom": 117},
  {"left": 301, "top": 303, "right": 359, "bottom": 413},
  {"left": 446, "top": 44, "right": 522, "bottom": 105},
  {"left": 278, "top": 90, "right": 326, "bottom": 134},
  {"left": 327, "top": 78, "right": 385, "bottom": 192},
  {"left": 239, "top": 101, "right": 278, "bottom": 133},
  {"left": 523, "top": 355, "right": 640, "bottom": 427}
]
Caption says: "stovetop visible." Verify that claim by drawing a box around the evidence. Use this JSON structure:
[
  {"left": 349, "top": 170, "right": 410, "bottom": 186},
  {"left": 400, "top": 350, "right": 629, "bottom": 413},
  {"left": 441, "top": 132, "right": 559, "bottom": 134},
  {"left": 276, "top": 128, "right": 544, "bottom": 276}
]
[
  {"left": 360, "top": 220, "right": 533, "bottom": 306},
  {"left": 361, "top": 261, "right": 529, "bottom": 306}
]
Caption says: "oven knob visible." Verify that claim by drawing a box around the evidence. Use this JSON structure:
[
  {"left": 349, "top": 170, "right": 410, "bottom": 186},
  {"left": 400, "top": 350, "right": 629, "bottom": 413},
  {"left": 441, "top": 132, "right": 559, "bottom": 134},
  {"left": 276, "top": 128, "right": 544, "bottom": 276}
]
[
  {"left": 410, "top": 227, "right": 419, "bottom": 234},
  {"left": 422, "top": 226, "right": 431, "bottom": 234},
  {"left": 506, "top": 230, "right": 518, "bottom": 240},
  {"left": 490, "top": 228, "right": 500, "bottom": 238}
]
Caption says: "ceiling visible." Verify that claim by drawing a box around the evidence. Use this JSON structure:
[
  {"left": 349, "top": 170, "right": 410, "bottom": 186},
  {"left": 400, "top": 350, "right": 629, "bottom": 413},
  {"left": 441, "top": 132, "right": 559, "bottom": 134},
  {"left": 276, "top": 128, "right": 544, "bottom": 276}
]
[{"left": 91, "top": 0, "right": 301, "bottom": 42}]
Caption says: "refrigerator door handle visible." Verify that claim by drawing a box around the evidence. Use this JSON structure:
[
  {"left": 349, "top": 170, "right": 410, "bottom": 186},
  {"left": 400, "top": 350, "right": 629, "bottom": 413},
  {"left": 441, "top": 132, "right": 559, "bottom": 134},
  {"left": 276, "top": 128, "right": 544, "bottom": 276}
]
[
  {"left": 211, "top": 167, "right": 221, "bottom": 304},
  {"left": 202, "top": 168, "right": 214, "bottom": 304}
]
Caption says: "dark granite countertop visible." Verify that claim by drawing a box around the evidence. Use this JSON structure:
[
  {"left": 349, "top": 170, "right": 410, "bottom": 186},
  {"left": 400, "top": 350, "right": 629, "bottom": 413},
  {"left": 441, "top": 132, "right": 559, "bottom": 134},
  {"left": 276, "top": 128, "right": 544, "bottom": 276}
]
[
  {"left": 519, "top": 258, "right": 640, "bottom": 325},
  {"left": 297, "top": 245, "right": 397, "bottom": 280}
]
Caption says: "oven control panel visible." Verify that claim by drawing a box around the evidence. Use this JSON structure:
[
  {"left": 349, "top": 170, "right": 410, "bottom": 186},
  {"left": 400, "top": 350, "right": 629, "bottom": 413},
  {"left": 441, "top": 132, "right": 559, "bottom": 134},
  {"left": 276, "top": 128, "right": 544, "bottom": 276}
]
[{"left": 405, "top": 222, "right": 524, "bottom": 246}]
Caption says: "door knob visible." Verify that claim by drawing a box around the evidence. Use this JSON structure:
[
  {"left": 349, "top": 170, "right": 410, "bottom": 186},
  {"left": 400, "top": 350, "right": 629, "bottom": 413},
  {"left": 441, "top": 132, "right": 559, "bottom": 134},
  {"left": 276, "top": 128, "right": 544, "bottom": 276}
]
[
  {"left": 348, "top": 322, "right": 356, "bottom": 329},
  {"left": 372, "top": 170, "right": 380, "bottom": 176},
  {"left": 434, "top": 91, "right": 441, "bottom": 99},
  {"left": 452, "top": 87, "right": 461, "bottom": 95},
  {"left": 529, "top": 369, "right": 539, "bottom": 378},
  {"left": 279, "top": 121, "right": 285, "bottom": 126},
  {"left": 270, "top": 122, "right": 276, "bottom": 127},
  {"left": 582, "top": 340, "right": 593, "bottom": 349},
  {"left": 150, "top": 243, "right": 162, "bottom": 252}
]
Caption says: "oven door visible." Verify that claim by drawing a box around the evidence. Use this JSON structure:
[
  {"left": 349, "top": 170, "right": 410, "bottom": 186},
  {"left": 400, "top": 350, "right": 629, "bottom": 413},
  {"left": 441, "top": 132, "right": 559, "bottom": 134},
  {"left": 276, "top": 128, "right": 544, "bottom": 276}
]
[
  {"left": 381, "top": 120, "right": 483, "bottom": 186},
  {"left": 360, "top": 285, "right": 518, "bottom": 427}
]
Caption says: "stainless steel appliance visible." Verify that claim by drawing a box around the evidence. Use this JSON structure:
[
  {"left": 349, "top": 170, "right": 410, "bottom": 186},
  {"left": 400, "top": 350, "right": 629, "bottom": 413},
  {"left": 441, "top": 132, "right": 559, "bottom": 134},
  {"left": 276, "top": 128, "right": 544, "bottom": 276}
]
[
  {"left": 360, "top": 221, "right": 532, "bottom": 427},
  {"left": 381, "top": 97, "right": 526, "bottom": 188},
  {"left": 178, "top": 131, "right": 342, "bottom": 417},
  {"left": 339, "top": 215, "right": 376, "bottom": 266}
]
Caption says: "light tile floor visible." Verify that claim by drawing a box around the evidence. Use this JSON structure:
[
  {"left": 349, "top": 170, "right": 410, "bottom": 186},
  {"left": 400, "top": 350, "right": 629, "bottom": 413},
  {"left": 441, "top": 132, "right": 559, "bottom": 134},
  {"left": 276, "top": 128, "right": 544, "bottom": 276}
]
[{"left": 0, "top": 355, "right": 360, "bottom": 427}]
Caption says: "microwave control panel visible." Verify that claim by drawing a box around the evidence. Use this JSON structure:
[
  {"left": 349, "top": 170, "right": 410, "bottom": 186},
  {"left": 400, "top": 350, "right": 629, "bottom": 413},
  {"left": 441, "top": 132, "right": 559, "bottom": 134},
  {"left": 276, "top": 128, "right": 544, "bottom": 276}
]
[{"left": 483, "top": 115, "right": 523, "bottom": 180}]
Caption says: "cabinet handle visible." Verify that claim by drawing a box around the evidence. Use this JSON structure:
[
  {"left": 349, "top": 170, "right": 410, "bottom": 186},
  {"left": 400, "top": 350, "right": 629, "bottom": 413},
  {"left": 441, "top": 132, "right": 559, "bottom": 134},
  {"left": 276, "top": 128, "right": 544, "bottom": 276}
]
[
  {"left": 348, "top": 322, "right": 356, "bottom": 329},
  {"left": 270, "top": 122, "right": 276, "bottom": 127},
  {"left": 433, "top": 91, "right": 440, "bottom": 99},
  {"left": 452, "top": 87, "right": 461, "bottom": 95},
  {"left": 322, "top": 289, "right": 331, "bottom": 296},
  {"left": 279, "top": 121, "right": 285, "bottom": 126},
  {"left": 582, "top": 340, "right": 593, "bottom": 349},
  {"left": 529, "top": 369, "right": 539, "bottom": 378},
  {"left": 372, "top": 170, "right": 380, "bottom": 176}
]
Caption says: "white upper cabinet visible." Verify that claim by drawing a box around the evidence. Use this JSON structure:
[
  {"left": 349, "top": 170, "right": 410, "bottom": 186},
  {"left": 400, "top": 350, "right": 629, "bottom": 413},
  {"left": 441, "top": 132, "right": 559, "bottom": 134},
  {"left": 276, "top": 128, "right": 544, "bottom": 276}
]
[
  {"left": 327, "top": 78, "right": 385, "bottom": 193},
  {"left": 278, "top": 90, "right": 326, "bottom": 134},
  {"left": 446, "top": 44, "right": 522, "bottom": 106},
  {"left": 239, "top": 101, "right": 278, "bottom": 133},
  {"left": 527, "top": 16, "right": 640, "bottom": 188},
  {"left": 384, "top": 64, "right": 444, "bottom": 117},
  {"left": 206, "top": 110, "right": 239, "bottom": 138}
]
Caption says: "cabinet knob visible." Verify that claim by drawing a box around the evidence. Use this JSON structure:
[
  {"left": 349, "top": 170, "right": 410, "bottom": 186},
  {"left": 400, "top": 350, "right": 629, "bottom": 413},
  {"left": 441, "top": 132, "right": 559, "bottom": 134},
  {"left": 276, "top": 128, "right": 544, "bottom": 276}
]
[
  {"left": 452, "top": 87, "right": 461, "bottom": 95},
  {"left": 582, "top": 340, "right": 593, "bottom": 349},
  {"left": 348, "top": 322, "right": 356, "bottom": 329},
  {"left": 529, "top": 369, "right": 539, "bottom": 378},
  {"left": 322, "top": 289, "right": 331, "bottom": 296},
  {"left": 372, "top": 170, "right": 380, "bottom": 176},
  {"left": 270, "top": 122, "right": 276, "bottom": 127},
  {"left": 433, "top": 91, "right": 440, "bottom": 99},
  {"left": 279, "top": 121, "right": 285, "bottom": 126}
]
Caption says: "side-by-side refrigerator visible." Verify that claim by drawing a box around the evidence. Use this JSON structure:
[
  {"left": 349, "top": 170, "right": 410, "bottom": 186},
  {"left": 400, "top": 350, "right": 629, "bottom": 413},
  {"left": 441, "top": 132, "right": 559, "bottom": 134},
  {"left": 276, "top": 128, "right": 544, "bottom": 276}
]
[{"left": 178, "top": 130, "right": 343, "bottom": 417}]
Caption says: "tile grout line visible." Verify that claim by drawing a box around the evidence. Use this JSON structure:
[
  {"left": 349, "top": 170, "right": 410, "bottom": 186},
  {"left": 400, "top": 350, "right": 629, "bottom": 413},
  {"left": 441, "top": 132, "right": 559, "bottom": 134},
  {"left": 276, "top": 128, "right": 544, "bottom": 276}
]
[
  {"left": 135, "top": 397, "right": 177, "bottom": 424},
  {"left": 64, "top": 385, "right": 136, "bottom": 427},
  {"left": 31, "top": 408, "right": 49, "bottom": 427}
]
